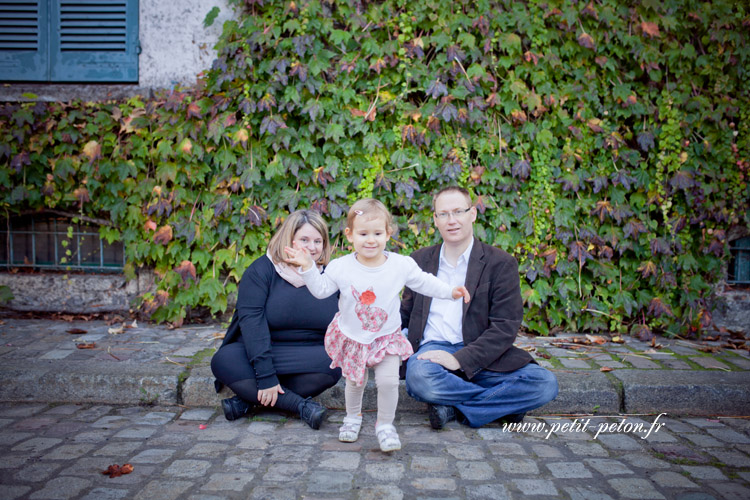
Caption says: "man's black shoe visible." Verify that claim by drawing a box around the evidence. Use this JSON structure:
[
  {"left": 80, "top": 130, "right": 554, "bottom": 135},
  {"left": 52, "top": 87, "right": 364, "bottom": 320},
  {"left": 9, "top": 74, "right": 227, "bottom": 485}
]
[
  {"left": 221, "top": 396, "right": 251, "bottom": 421},
  {"left": 428, "top": 404, "right": 456, "bottom": 430},
  {"left": 298, "top": 398, "right": 327, "bottom": 429},
  {"left": 497, "top": 412, "right": 526, "bottom": 425}
]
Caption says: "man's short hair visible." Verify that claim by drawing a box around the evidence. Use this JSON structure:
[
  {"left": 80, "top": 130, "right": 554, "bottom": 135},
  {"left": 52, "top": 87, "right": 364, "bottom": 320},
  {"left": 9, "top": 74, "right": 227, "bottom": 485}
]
[{"left": 432, "top": 186, "right": 473, "bottom": 210}]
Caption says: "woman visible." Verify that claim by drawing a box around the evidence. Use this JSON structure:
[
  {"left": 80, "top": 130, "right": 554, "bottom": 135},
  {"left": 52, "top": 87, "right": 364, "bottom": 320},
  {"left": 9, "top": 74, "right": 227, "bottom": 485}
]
[{"left": 211, "top": 210, "right": 341, "bottom": 428}]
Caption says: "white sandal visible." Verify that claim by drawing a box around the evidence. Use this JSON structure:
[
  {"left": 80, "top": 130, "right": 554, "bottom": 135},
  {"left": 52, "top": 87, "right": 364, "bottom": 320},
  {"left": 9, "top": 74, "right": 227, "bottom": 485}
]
[
  {"left": 339, "top": 415, "right": 362, "bottom": 442},
  {"left": 376, "top": 423, "right": 401, "bottom": 452}
]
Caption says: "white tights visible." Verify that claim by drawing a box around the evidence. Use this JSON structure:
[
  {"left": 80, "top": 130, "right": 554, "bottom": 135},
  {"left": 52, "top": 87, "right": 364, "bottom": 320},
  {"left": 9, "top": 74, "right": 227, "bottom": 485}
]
[{"left": 345, "top": 354, "right": 401, "bottom": 426}]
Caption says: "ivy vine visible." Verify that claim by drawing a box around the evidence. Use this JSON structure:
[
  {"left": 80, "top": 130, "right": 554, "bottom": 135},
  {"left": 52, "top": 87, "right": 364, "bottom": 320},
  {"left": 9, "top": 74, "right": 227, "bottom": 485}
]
[{"left": 1, "top": 0, "right": 748, "bottom": 337}]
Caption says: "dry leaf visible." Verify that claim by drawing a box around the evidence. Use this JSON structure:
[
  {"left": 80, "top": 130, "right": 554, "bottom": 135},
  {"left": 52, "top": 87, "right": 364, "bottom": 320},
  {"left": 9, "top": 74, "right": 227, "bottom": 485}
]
[
  {"left": 102, "top": 463, "right": 133, "bottom": 478},
  {"left": 586, "top": 334, "right": 607, "bottom": 345},
  {"left": 66, "top": 328, "right": 88, "bottom": 335},
  {"left": 641, "top": 21, "right": 660, "bottom": 38},
  {"left": 75, "top": 342, "right": 96, "bottom": 349},
  {"left": 699, "top": 345, "right": 721, "bottom": 353},
  {"left": 611, "top": 336, "right": 625, "bottom": 344},
  {"left": 600, "top": 366, "right": 613, "bottom": 372},
  {"left": 577, "top": 32, "right": 595, "bottom": 49},
  {"left": 108, "top": 325, "right": 124, "bottom": 335}
]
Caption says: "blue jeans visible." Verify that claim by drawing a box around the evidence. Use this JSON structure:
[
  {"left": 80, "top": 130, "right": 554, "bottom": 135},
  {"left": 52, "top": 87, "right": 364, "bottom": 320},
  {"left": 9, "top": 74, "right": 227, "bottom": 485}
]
[{"left": 406, "top": 341, "right": 559, "bottom": 428}]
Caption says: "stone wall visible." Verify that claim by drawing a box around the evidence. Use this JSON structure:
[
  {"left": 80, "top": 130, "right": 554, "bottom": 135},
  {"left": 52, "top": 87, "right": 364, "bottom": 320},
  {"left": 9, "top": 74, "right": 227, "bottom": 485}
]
[{"left": 0, "top": 270, "right": 154, "bottom": 314}]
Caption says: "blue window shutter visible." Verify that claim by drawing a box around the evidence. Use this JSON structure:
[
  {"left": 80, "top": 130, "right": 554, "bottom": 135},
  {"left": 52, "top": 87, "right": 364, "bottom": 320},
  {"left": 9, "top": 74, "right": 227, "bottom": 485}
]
[
  {"left": 50, "top": 0, "right": 138, "bottom": 82},
  {"left": 0, "top": 0, "right": 50, "bottom": 81}
]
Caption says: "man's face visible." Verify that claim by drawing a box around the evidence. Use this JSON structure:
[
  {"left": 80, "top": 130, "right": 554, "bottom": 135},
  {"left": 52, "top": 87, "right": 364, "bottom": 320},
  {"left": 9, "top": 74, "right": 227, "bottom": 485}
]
[{"left": 433, "top": 191, "right": 477, "bottom": 246}]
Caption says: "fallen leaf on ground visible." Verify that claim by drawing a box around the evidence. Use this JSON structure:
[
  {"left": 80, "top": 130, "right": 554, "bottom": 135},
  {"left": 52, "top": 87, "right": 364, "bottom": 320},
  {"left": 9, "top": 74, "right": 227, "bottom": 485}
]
[
  {"left": 600, "top": 366, "right": 613, "bottom": 372},
  {"left": 66, "top": 328, "right": 88, "bottom": 335},
  {"left": 699, "top": 345, "right": 721, "bottom": 353},
  {"left": 108, "top": 325, "right": 124, "bottom": 335},
  {"left": 102, "top": 463, "right": 133, "bottom": 478},
  {"left": 75, "top": 342, "right": 96, "bottom": 349},
  {"left": 586, "top": 334, "right": 607, "bottom": 345},
  {"left": 537, "top": 352, "right": 551, "bottom": 359},
  {"left": 610, "top": 336, "right": 625, "bottom": 343}
]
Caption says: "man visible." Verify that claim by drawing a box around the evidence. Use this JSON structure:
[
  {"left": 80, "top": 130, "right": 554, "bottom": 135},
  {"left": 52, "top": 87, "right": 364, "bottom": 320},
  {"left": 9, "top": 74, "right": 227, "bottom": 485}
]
[{"left": 401, "top": 186, "right": 558, "bottom": 429}]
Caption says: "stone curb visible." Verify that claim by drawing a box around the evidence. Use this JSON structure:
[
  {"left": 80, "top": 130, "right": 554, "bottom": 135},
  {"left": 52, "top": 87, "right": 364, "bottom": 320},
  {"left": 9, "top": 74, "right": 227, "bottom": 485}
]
[
  {"left": 4, "top": 359, "right": 748, "bottom": 416},
  {"left": 1, "top": 318, "right": 749, "bottom": 417},
  {"left": 0, "top": 360, "right": 184, "bottom": 406}
]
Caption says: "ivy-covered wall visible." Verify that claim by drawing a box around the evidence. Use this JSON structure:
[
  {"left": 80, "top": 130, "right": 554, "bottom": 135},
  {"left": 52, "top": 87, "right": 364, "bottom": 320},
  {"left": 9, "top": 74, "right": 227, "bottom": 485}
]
[{"left": 1, "top": 0, "right": 748, "bottom": 336}]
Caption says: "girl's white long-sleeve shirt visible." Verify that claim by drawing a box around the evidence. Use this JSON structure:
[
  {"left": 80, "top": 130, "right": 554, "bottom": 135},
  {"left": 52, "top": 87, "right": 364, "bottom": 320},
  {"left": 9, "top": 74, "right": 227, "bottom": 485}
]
[{"left": 300, "top": 252, "right": 456, "bottom": 344}]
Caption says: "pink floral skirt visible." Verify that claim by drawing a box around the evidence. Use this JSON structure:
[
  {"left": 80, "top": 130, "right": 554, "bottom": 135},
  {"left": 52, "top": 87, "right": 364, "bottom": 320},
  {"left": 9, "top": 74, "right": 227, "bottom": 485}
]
[{"left": 324, "top": 313, "right": 413, "bottom": 386}]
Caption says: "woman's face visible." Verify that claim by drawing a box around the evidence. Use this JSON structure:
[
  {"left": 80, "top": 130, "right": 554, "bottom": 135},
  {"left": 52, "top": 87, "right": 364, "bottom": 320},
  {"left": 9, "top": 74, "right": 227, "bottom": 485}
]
[{"left": 292, "top": 223, "right": 325, "bottom": 262}]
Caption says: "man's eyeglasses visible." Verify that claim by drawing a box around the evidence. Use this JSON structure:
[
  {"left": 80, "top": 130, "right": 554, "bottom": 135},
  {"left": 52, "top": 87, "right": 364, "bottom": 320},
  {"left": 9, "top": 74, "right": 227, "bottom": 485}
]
[{"left": 435, "top": 207, "right": 472, "bottom": 220}]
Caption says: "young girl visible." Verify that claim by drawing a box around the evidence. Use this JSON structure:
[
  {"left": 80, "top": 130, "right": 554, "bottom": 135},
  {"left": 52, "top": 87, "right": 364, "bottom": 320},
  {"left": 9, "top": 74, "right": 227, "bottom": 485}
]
[{"left": 285, "top": 199, "right": 470, "bottom": 452}]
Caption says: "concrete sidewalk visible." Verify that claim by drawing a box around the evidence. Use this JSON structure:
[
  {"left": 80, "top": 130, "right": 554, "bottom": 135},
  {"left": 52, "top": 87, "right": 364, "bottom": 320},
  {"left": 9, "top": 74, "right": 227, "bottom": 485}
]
[
  {"left": 0, "top": 317, "right": 748, "bottom": 417},
  {"left": 1, "top": 317, "right": 750, "bottom": 500}
]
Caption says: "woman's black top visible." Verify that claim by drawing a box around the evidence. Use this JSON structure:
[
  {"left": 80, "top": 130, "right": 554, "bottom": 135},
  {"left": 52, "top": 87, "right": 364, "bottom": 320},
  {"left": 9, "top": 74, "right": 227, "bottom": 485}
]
[{"left": 218, "top": 255, "right": 338, "bottom": 389}]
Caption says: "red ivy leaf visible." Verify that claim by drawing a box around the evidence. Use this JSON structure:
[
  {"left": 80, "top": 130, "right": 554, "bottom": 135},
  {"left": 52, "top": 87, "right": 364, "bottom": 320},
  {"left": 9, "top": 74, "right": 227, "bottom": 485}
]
[
  {"left": 637, "top": 261, "right": 657, "bottom": 278},
  {"left": 369, "top": 57, "right": 386, "bottom": 74},
  {"left": 245, "top": 205, "right": 267, "bottom": 226},
  {"left": 153, "top": 225, "right": 173, "bottom": 245},
  {"left": 10, "top": 151, "right": 31, "bottom": 173},
  {"left": 175, "top": 260, "right": 197, "bottom": 286},
  {"left": 512, "top": 159, "right": 531, "bottom": 180},
  {"left": 582, "top": 2, "right": 598, "bottom": 19},
  {"left": 669, "top": 170, "right": 694, "bottom": 190},
  {"left": 577, "top": 32, "right": 595, "bottom": 49},
  {"left": 186, "top": 102, "right": 202, "bottom": 119},
  {"left": 73, "top": 187, "right": 90, "bottom": 205},
  {"left": 568, "top": 240, "right": 593, "bottom": 265},
  {"left": 648, "top": 297, "right": 674, "bottom": 318},
  {"left": 142, "top": 290, "right": 169, "bottom": 316},
  {"left": 591, "top": 200, "right": 613, "bottom": 222},
  {"left": 641, "top": 21, "right": 660, "bottom": 38}
]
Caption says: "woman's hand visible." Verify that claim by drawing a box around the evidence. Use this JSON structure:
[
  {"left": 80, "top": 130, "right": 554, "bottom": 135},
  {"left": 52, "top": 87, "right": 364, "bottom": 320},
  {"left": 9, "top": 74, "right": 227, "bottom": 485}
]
[
  {"left": 283, "top": 242, "right": 314, "bottom": 271},
  {"left": 257, "top": 384, "right": 285, "bottom": 407},
  {"left": 452, "top": 285, "right": 471, "bottom": 303}
]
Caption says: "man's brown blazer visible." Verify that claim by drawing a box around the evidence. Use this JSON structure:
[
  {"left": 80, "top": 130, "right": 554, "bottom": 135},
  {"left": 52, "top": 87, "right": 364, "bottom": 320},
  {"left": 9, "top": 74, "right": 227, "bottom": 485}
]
[{"left": 400, "top": 238, "right": 534, "bottom": 379}]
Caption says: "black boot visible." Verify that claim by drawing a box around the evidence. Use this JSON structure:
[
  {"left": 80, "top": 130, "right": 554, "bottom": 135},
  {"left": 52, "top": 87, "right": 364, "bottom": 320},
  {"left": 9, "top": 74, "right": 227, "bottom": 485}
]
[
  {"left": 428, "top": 404, "right": 456, "bottom": 430},
  {"left": 221, "top": 396, "right": 251, "bottom": 421},
  {"left": 497, "top": 412, "right": 526, "bottom": 425},
  {"left": 298, "top": 398, "right": 327, "bottom": 430}
]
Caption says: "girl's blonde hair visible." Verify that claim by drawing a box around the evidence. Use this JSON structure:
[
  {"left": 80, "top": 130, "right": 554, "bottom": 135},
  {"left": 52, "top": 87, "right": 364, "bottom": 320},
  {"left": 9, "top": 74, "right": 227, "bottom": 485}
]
[
  {"left": 267, "top": 210, "right": 331, "bottom": 265},
  {"left": 346, "top": 198, "right": 397, "bottom": 234}
]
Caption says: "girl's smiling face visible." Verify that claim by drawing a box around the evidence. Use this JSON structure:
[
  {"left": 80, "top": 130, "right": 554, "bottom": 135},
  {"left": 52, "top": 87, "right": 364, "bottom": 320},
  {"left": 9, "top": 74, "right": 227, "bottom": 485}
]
[
  {"left": 345, "top": 216, "right": 391, "bottom": 267},
  {"left": 292, "top": 223, "right": 324, "bottom": 262}
]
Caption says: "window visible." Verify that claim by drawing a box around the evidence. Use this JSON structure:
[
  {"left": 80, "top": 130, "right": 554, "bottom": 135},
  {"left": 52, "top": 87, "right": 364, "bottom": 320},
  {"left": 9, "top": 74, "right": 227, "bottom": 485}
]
[
  {"left": 0, "top": 0, "right": 139, "bottom": 82},
  {"left": 1, "top": 214, "right": 124, "bottom": 272},
  {"left": 728, "top": 236, "right": 750, "bottom": 285}
]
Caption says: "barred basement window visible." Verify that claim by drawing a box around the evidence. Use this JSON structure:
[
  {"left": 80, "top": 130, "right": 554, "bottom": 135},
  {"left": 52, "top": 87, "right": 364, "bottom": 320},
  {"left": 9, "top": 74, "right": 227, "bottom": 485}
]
[
  {"left": 1, "top": 214, "right": 124, "bottom": 271},
  {"left": 728, "top": 236, "right": 750, "bottom": 286}
]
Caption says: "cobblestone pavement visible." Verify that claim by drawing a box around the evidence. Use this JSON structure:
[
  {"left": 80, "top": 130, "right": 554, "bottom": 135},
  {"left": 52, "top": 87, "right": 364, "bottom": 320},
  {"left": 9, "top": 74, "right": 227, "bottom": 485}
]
[{"left": 1, "top": 402, "right": 749, "bottom": 500}]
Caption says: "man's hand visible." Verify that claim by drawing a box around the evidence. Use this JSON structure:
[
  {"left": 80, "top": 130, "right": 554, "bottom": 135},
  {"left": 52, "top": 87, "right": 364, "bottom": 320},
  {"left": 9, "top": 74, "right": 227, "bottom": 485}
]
[
  {"left": 257, "top": 384, "right": 284, "bottom": 406},
  {"left": 417, "top": 350, "right": 461, "bottom": 371},
  {"left": 452, "top": 285, "right": 471, "bottom": 303},
  {"left": 283, "top": 242, "right": 314, "bottom": 271}
]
